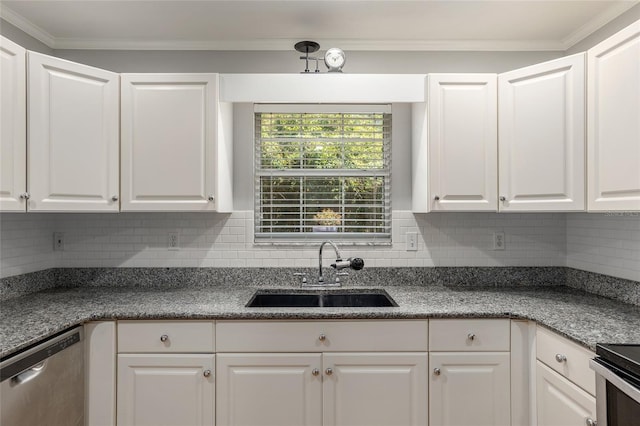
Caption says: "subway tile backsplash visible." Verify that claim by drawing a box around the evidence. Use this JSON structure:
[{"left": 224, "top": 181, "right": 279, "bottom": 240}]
[{"left": 1, "top": 211, "right": 638, "bottom": 282}]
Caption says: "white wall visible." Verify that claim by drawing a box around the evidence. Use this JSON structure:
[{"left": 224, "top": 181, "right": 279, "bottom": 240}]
[
  {"left": 0, "top": 214, "right": 58, "bottom": 278},
  {"left": 566, "top": 213, "right": 640, "bottom": 282},
  {"left": 39, "top": 211, "right": 566, "bottom": 270},
  {"left": 0, "top": 19, "right": 52, "bottom": 54},
  {"left": 566, "top": 3, "right": 640, "bottom": 54}
]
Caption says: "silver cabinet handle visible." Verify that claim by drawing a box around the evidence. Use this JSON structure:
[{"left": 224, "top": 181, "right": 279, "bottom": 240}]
[
  {"left": 325, "top": 368, "right": 333, "bottom": 375},
  {"left": 203, "top": 369, "right": 211, "bottom": 377},
  {"left": 499, "top": 196, "right": 506, "bottom": 202},
  {"left": 555, "top": 354, "right": 567, "bottom": 363},
  {"left": 318, "top": 334, "right": 326, "bottom": 342},
  {"left": 434, "top": 195, "right": 440, "bottom": 201},
  {"left": 208, "top": 195, "right": 214, "bottom": 202},
  {"left": 19, "top": 192, "right": 30, "bottom": 200},
  {"left": 467, "top": 333, "right": 476, "bottom": 341},
  {"left": 585, "top": 418, "right": 596, "bottom": 426},
  {"left": 112, "top": 195, "right": 119, "bottom": 202},
  {"left": 312, "top": 369, "right": 320, "bottom": 376},
  {"left": 160, "top": 334, "right": 169, "bottom": 342},
  {"left": 433, "top": 368, "right": 441, "bottom": 376}
]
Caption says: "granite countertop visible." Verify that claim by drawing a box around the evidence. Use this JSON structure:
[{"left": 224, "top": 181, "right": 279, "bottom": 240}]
[{"left": 2, "top": 281, "right": 640, "bottom": 358}]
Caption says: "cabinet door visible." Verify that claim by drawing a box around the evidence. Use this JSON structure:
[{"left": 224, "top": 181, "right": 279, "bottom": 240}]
[
  {"left": 216, "top": 353, "right": 322, "bottom": 426},
  {"left": 117, "top": 354, "right": 214, "bottom": 426},
  {"left": 428, "top": 74, "right": 498, "bottom": 211},
  {"left": 536, "top": 361, "right": 596, "bottom": 426},
  {"left": 430, "top": 352, "right": 510, "bottom": 426},
  {"left": 323, "top": 352, "right": 428, "bottom": 426},
  {"left": 0, "top": 36, "right": 26, "bottom": 211},
  {"left": 27, "top": 52, "right": 119, "bottom": 212},
  {"left": 498, "top": 53, "right": 585, "bottom": 211},
  {"left": 121, "top": 74, "right": 217, "bottom": 211},
  {"left": 587, "top": 20, "right": 640, "bottom": 211}
]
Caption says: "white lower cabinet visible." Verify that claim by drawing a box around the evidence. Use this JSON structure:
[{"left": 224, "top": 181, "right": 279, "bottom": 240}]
[
  {"left": 536, "top": 361, "right": 596, "bottom": 426},
  {"left": 429, "top": 352, "right": 511, "bottom": 426},
  {"left": 117, "top": 354, "right": 215, "bottom": 426},
  {"left": 216, "top": 353, "right": 322, "bottom": 426},
  {"left": 216, "top": 352, "right": 427, "bottom": 426}
]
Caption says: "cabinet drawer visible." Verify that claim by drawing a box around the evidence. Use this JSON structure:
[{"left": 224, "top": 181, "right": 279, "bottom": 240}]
[
  {"left": 118, "top": 321, "right": 215, "bottom": 353},
  {"left": 429, "top": 319, "right": 510, "bottom": 351},
  {"left": 216, "top": 320, "right": 428, "bottom": 352},
  {"left": 536, "top": 326, "right": 595, "bottom": 396}
]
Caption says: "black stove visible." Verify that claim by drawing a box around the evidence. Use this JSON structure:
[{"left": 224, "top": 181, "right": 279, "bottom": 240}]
[{"left": 596, "top": 344, "right": 640, "bottom": 385}]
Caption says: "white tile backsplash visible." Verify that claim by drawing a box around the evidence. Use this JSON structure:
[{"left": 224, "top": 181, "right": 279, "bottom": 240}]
[
  {"left": 566, "top": 213, "right": 640, "bottom": 282},
  {"left": 1, "top": 211, "right": 571, "bottom": 278}
]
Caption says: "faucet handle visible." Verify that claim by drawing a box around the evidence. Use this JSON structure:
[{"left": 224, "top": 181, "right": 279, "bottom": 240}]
[{"left": 293, "top": 272, "right": 307, "bottom": 284}]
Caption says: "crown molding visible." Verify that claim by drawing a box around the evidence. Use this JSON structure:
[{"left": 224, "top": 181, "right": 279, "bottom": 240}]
[
  {"left": 561, "top": 1, "right": 639, "bottom": 50},
  {"left": 51, "top": 38, "right": 566, "bottom": 52},
  {"left": 0, "top": 5, "right": 55, "bottom": 48}
]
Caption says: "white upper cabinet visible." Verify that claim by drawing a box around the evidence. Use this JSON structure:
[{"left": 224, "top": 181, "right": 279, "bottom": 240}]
[
  {"left": 428, "top": 74, "right": 498, "bottom": 211},
  {"left": 28, "top": 52, "right": 120, "bottom": 212},
  {"left": 498, "top": 53, "right": 586, "bottom": 211},
  {"left": 587, "top": 19, "right": 640, "bottom": 211},
  {"left": 121, "top": 73, "right": 227, "bottom": 212},
  {"left": 0, "top": 37, "right": 27, "bottom": 212}
]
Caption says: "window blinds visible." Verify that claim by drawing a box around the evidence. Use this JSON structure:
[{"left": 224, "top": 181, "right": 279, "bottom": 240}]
[{"left": 254, "top": 105, "right": 391, "bottom": 242}]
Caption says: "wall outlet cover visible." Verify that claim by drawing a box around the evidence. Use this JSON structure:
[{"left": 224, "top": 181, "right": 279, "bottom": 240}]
[{"left": 493, "top": 232, "right": 505, "bottom": 250}]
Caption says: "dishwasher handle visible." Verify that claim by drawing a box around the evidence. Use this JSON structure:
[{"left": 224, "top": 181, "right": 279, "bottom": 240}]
[{"left": 10, "top": 361, "right": 47, "bottom": 386}]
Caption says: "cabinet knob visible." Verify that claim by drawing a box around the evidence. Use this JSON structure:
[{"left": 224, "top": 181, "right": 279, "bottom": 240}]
[
  {"left": 555, "top": 353, "right": 567, "bottom": 363},
  {"left": 111, "top": 195, "right": 119, "bottom": 202},
  {"left": 499, "top": 196, "right": 506, "bottom": 202},
  {"left": 203, "top": 369, "right": 211, "bottom": 377},
  {"left": 433, "top": 368, "right": 441, "bottom": 376},
  {"left": 585, "top": 418, "right": 597, "bottom": 426},
  {"left": 325, "top": 368, "right": 333, "bottom": 376},
  {"left": 312, "top": 368, "right": 320, "bottom": 376},
  {"left": 19, "top": 192, "right": 30, "bottom": 200},
  {"left": 467, "top": 333, "right": 476, "bottom": 341},
  {"left": 318, "top": 333, "right": 326, "bottom": 342},
  {"left": 434, "top": 195, "right": 440, "bottom": 201},
  {"left": 160, "top": 334, "right": 169, "bottom": 342},
  {"left": 208, "top": 195, "right": 215, "bottom": 202}
]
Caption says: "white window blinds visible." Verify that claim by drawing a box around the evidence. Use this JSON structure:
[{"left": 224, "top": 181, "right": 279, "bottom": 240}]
[{"left": 254, "top": 104, "right": 392, "bottom": 242}]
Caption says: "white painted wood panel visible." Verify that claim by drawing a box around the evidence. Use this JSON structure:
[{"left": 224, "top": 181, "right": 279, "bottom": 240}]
[
  {"left": 428, "top": 74, "right": 498, "bottom": 211},
  {"left": 0, "top": 36, "right": 27, "bottom": 211},
  {"left": 430, "top": 352, "right": 511, "bottom": 426},
  {"left": 220, "top": 74, "right": 426, "bottom": 103},
  {"left": 27, "top": 52, "right": 119, "bottom": 212},
  {"left": 216, "top": 353, "right": 322, "bottom": 426},
  {"left": 121, "top": 73, "right": 217, "bottom": 211},
  {"left": 587, "top": 19, "right": 640, "bottom": 211},
  {"left": 510, "top": 320, "right": 537, "bottom": 426},
  {"left": 215, "top": 320, "right": 428, "bottom": 352},
  {"left": 429, "top": 319, "right": 510, "bottom": 352},
  {"left": 536, "top": 361, "right": 596, "bottom": 426},
  {"left": 536, "top": 326, "right": 595, "bottom": 396},
  {"left": 498, "top": 53, "right": 586, "bottom": 211},
  {"left": 323, "top": 352, "right": 428, "bottom": 426},
  {"left": 117, "top": 354, "right": 215, "bottom": 426},
  {"left": 84, "top": 321, "right": 116, "bottom": 426},
  {"left": 118, "top": 321, "right": 215, "bottom": 353}
]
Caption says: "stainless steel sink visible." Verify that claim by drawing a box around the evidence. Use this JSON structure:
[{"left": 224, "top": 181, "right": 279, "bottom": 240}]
[{"left": 246, "top": 290, "right": 397, "bottom": 308}]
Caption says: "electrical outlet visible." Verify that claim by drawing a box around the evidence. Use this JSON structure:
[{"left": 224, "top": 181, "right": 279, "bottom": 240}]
[
  {"left": 493, "top": 232, "right": 505, "bottom": 250},
  {"left": 406, "top": 232, "right": 418, "bottom": 251},
  {"left": 168, "top": 232, "right": 180, "bottom": 250},
  {"left": 53, "top": 232, "right": 65, "bottom": 251}
]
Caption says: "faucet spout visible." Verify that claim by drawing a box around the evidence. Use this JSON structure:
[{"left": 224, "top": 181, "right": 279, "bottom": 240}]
[{"left": 319, "top": 240, "right": 342, "bottom": 283}]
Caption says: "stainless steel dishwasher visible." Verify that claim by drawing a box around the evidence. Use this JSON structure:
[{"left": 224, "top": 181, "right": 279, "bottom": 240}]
[{"left": 1, "top": 326, "right": 84, "bottom": 426}]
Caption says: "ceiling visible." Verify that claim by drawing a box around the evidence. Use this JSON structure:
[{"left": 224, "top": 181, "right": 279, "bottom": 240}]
[{"left": 1, "top": 0, "right": 638, "bottom": 51}]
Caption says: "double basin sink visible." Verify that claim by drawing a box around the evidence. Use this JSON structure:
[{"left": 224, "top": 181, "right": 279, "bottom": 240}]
[{"left": 246, "top": 289, "right": 397, "bottom": 308}]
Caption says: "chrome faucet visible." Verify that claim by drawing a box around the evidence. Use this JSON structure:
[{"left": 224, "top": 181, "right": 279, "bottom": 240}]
[{"left": 316, "top": 240, "right": 364, "bottom": 286}]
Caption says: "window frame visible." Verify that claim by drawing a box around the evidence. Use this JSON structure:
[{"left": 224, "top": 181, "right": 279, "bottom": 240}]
[{"left": 253, "top": 103, "right": 392, "bottom": 245}]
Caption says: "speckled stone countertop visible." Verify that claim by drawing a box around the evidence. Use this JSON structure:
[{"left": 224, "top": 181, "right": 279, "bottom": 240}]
[{"left": 2, "top": 281, "right": 639, "bottom": 358}]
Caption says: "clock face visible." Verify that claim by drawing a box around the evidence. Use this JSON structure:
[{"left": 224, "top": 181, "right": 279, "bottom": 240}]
[{"left": 324, "top": 48, "right": 345, "bottom": 71}]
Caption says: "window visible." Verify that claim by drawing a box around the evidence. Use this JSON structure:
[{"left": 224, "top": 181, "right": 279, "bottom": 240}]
[{"left": 254, "top": 104, "right": 391, "bottom": 243}]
